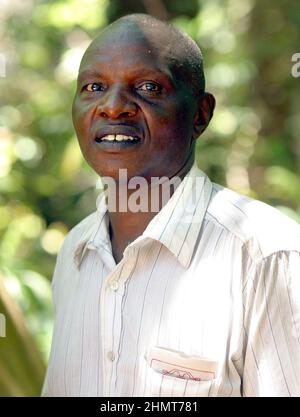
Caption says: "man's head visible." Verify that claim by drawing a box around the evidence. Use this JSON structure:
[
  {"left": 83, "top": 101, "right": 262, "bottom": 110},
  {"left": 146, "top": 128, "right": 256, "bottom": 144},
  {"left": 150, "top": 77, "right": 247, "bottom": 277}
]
[{"left": 72, "top": 13, "right": 215, "bottom": 181}]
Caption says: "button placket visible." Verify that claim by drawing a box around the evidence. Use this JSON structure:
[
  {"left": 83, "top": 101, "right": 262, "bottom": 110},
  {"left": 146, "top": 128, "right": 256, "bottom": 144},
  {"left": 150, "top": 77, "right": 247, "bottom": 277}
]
[
  {"left": 101, "top": 261, "right": 128, "bottom": 395},
  {"left": 101, "top": 253, "right": 138, "bottom": 395},
  {"left": 106, "top": 256, "right": 134, "bottom": 291},
  {"left": 100, "top": 271, "right": 116, "bottom": 395}
]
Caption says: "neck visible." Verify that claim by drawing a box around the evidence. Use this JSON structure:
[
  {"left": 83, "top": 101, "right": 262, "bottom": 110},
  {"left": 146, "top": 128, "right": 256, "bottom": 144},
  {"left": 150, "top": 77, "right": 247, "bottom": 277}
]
[{"left": 107, "top": 157, "right": 195, "bottom": 261}]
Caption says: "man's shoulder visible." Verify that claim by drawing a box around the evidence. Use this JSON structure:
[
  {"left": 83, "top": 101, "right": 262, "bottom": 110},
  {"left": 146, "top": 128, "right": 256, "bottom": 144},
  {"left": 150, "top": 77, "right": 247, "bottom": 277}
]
[{"left": 206, "top": 183, "right": 300, "bottom": 261}]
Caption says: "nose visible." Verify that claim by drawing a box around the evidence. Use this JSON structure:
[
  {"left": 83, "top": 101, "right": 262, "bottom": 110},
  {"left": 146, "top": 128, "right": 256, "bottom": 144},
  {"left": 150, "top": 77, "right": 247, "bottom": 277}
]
[{"left": 97, "top": 84, "right": 138, "bottom": 120}]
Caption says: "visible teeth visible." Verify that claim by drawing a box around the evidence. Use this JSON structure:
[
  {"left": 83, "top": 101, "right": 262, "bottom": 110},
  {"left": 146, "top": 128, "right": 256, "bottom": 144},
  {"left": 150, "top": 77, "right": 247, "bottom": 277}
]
[
  {"left": 115, "top": 134, "right": 134, "bottom": 141},
  {"left": 100, "top": 134, "right": 138, "bottom": 142},
  {"left": 101, "top": 134, "right": 115, "bottom": 141}
]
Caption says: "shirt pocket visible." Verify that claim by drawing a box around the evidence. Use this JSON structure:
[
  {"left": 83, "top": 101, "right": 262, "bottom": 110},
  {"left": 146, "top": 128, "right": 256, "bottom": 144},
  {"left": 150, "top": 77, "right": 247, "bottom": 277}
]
[
  {"left": 142, "top": 347, "right": 221, "bottom": 397},
  {"left": 143, "top": 361, "right": 220, "bottom": 397}
]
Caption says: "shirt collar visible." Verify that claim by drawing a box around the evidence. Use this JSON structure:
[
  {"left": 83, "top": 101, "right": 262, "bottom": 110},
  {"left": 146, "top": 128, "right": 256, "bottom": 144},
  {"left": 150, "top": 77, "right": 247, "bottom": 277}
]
[
  {"left": 140, "top": 162, "right": 212, "bottom": 267},
  {"left": 74, "top": 162, "right": 212, "bottom": 269}
]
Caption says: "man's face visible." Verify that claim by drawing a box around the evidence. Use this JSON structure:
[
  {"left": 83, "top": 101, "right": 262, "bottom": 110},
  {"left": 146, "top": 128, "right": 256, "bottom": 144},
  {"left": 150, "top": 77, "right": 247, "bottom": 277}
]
[{"left": 72, "top": 24, "right": 199, "bottom": 181}]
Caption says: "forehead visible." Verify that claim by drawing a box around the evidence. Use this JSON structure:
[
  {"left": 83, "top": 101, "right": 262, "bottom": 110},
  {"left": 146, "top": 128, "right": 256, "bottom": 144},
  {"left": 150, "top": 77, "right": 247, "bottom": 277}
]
[{"left": 79, "top": 24, "right": 178, "bottom": 80}]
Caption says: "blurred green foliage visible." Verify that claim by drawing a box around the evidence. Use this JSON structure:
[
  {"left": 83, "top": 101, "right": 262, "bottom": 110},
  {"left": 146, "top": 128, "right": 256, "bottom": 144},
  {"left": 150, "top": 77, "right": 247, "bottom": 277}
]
[{"left": 0, "top": 0, "right": 299, "bottom": 396}]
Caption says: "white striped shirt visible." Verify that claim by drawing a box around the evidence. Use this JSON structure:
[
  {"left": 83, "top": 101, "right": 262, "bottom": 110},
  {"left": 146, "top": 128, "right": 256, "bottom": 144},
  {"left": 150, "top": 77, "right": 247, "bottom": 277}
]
[{"left": 42, "top": 162, "right": 300, "bottom": 397}]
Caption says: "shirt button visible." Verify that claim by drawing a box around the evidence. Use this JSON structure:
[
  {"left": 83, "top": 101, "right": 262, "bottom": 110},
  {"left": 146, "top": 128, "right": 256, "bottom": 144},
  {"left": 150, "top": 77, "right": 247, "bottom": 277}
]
[
  {"left": 107, "top": 351, "right": 115, "bottom": 361},
  {"left": 110, "top": 280, "right": 119, "bottom": 291}
]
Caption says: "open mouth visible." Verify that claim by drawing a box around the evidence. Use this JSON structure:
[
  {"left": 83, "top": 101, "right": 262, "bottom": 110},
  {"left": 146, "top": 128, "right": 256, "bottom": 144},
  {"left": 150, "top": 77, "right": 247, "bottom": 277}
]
[{"left": 95, "top": 134, "right": 141, "bottom": 144}]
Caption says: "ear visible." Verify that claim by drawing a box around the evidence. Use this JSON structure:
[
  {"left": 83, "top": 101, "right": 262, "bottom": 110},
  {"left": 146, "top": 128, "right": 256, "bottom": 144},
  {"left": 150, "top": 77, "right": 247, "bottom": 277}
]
[{"left": 192, "top": 92, "right": 216, "bottom": 139}]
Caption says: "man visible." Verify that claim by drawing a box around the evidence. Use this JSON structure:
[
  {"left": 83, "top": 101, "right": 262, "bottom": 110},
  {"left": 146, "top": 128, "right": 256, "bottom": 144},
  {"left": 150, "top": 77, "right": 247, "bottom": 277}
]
[{"left": 42, "top": 14, "right": 300, "bottom": 397}]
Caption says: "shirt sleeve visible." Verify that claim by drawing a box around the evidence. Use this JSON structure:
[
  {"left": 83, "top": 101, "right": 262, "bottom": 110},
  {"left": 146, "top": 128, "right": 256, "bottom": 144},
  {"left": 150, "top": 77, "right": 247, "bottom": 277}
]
[
  {"left": 40, "top": 232, "right": 76, "bottom": 396},
  {"left": 242, "top": 250, "right": 300, "bottom": 396}
]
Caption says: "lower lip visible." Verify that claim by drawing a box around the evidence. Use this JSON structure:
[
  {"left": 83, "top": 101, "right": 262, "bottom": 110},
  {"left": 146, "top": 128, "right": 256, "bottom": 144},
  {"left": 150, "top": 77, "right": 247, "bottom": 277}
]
[{"left": 94, "top": 139, "right": 142, "bottom": 151}]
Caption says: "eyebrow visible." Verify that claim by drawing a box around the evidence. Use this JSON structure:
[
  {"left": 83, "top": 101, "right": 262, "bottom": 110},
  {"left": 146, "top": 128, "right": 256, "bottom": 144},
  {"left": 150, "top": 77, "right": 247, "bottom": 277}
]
[
  {"left": 78, "top": 70, "right": 102, "bottom": 82},
  {"left": 78, "top": 67, "right": 175, "bottom": 86}
]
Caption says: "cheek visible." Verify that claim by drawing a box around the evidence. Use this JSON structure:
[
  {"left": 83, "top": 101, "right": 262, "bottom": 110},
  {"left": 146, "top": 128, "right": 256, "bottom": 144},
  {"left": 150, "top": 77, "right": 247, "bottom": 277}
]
[
  {"left": 149, "top": 104, "right": 193, "bottom": 146},
  {"left": 72, "top": 98, "right": 94, "bottom": 136},
  {"left": 151, "top": 96, "right": 193, "bottom": 128}
]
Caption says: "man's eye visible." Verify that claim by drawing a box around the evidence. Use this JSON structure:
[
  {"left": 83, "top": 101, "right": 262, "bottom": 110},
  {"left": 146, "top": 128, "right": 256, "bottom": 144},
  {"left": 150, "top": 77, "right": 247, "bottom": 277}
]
[
  {"left": 84, "top": 83, "right": 104, "bottom": 92},
  {"left": 138, "top": 82, "right": 161, "bottom": 93}
]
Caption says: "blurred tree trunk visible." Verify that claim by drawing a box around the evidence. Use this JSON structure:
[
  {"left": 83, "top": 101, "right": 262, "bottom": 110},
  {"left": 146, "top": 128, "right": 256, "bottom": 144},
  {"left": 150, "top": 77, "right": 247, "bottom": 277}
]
[
  {"left": 106, "top": 0, "right": 199, "bottom": 22},
  {"left": 0, "top": 274, "right": 45, "bottom": 396}
]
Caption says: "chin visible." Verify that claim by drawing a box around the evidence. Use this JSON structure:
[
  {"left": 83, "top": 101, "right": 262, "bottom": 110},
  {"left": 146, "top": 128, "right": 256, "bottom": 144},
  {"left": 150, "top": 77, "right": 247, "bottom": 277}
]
[{"left": 90, "top": 162, "right": 137, "bottom": 182}]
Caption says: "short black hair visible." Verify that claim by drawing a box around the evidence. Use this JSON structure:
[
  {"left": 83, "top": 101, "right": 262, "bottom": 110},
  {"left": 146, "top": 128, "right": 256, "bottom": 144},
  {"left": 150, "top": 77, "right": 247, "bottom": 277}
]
[{"left": 107, "top": 13, "right": 206, "bottom": 98}]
